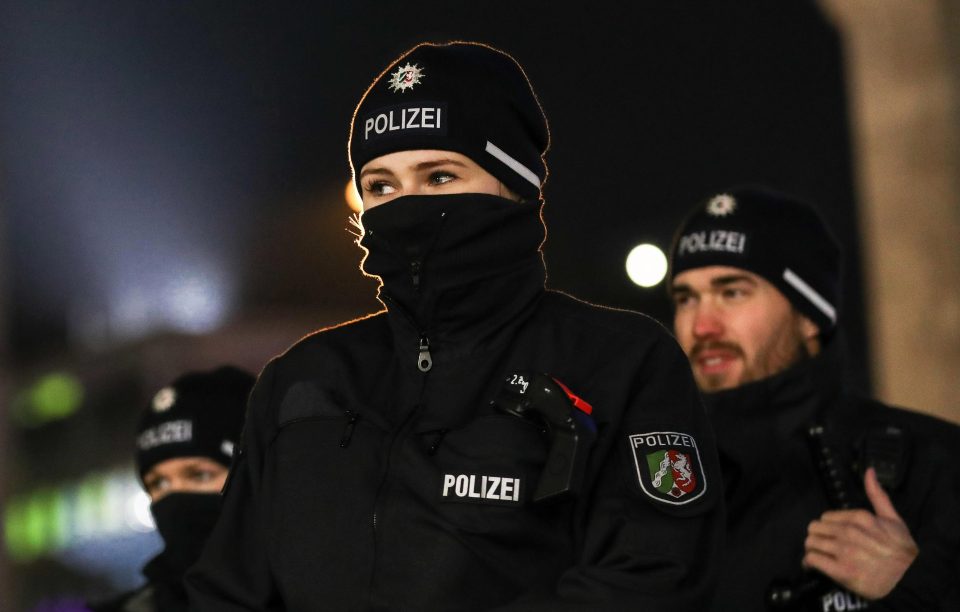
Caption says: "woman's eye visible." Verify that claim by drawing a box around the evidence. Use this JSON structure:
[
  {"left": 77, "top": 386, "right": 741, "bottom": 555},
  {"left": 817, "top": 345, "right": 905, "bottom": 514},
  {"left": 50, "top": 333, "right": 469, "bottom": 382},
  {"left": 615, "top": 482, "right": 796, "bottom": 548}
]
[
  {"left": 145, "top": 477, "right": 169, "bottom": 493},
  {"left": 189, "top": 470, "right": 215, "bottom": 483},
  {"left": 429, "top": 171, "right": 456, "bottom": 186},
  {"left": 365, "top": 181, "right": 395, "bottom": 196}
]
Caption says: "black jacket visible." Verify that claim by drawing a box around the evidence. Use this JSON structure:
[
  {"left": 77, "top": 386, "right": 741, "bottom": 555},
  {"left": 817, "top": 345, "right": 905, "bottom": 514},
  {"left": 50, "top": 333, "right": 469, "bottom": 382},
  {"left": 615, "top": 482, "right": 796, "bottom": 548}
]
[
  {"left": 704, "top": 341, "right": 960, "bottom": 611},
  {"left": 186, "top": 195, "right": 723, "bottom": 611},
  {"left": 88, "top": 554, "right": 189, "bottom": 612}
]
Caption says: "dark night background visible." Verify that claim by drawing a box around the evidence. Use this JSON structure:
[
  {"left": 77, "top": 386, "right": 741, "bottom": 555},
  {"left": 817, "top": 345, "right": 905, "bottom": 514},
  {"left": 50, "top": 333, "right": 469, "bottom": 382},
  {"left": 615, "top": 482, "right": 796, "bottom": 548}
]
[
  {"left": 1, "top": 0, "right": 867, "bottom": 385},
  {"left": 0, "top": 1, "right": 869, "bottom": 607}
]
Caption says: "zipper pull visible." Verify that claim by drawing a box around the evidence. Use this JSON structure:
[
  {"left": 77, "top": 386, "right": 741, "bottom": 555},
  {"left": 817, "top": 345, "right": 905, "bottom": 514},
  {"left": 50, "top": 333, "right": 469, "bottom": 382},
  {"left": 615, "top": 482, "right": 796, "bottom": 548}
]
[
  {"left": 410, "top": 260, "right": 421, "bottom": 291},
  {"left": 427, "top": 428, "right": 449, "bottom": 455},
  {"left": 340, "top": 411, "right": 360, "bottom": 448},
  {"left": 417, "top": 335, "right": 433, "bottom": 372}
]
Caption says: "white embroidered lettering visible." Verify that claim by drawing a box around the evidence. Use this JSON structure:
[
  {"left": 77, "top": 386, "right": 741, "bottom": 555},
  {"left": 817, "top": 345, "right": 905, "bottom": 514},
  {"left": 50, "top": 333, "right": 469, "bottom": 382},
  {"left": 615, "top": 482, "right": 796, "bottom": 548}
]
[
  {"left": 136, "top": 420, "right": 193, "bottom": 451},
  {"left": 441, "top": 473, "right": 521, "bottom": 504},
  {"left": 630, "top": 433, "right": 696, "bottom": 449},
  {"left": 406, "top": 107, "right": 421, "bottom": 128},
  {"left": 486, "top": 476, "right": 500, "bottom": 500},
  {"left": 501, "top": 478, "right": 514, "bottom": 501},
  {"left": 365, "top": 107, "right": 443, "bottom": 139},
  {"left": 455, "top": 475, "right": 469, "bottom": 497},
  {"left": 422, "top": 107, "right": 435, "bottom": 128},
  {"left": 677, "top": 230, "right": 747, "bottom": 256},
  {"left": 442, "top": 474, "right": 456, "bottom": 497}
]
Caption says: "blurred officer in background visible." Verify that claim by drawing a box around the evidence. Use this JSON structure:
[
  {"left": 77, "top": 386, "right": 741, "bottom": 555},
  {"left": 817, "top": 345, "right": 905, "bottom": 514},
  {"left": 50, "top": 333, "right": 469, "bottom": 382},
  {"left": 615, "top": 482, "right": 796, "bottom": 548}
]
[
  {"left": 668, "top": 186, "right": 960, "bottom": 610},
  {"left": 87, "top": 365, "right": 254, "bottom": 612},
  {"left": 187, "top": 40, "right": 723, "bottom": 611}
]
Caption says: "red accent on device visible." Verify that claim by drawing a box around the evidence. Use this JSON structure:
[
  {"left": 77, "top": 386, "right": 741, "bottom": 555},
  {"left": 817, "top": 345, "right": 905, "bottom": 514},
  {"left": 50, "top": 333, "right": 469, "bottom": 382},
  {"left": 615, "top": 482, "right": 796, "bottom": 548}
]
[{"left": 551, "top": 378, "right": 593, "bottom": 415}]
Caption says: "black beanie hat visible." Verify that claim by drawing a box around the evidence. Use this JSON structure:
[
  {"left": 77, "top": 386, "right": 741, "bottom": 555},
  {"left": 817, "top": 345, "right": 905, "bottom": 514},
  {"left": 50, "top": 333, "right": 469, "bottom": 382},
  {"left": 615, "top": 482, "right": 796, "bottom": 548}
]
[
  {"left": 135, "top": 365, "right": 255, "bottom": 481},
  {"left": 349, "top": 41, "right": 550, "bottom": 201},
  {"left": 669, "top": 187, "right": 842, "bottom": 336}
]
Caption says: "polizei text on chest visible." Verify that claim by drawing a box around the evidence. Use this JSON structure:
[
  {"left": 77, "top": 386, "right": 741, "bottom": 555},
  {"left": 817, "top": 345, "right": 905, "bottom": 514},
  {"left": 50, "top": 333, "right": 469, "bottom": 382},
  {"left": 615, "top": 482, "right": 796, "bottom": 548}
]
[
  {"left": 364, "top": 106, "right": 443, "bottom": 140},
  {"left": 442, "top": 473, "right": 521, "bottom": 502}
]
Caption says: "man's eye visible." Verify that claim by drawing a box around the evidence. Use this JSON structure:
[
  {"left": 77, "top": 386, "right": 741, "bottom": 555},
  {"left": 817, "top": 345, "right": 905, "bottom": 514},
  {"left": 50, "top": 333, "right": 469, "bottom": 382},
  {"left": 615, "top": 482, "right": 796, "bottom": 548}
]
[
  {"left": 673, "top": 294, "right": 693, "bottom": 307},
  {"left": 722, "top": 287, "right": 747, "bottom": 299}
]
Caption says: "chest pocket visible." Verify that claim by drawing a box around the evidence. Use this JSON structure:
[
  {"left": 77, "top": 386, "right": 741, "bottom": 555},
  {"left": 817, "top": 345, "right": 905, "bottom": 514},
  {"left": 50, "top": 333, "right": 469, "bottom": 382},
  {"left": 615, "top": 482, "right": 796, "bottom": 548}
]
[
  {"left": 270, "top": 382, "right": 389, "bottom": 498},
  {"left": 267, "top": 382, "right": 390, "bottom": 600},
  {"left": 425, "top": 414, "right": 548, "bottom": 508},
  {"left": 275, "top": 381, "right": 388, "bottom": 441},
  {"left": 405, "top": 413, "right": 576, "bottom": 565}
]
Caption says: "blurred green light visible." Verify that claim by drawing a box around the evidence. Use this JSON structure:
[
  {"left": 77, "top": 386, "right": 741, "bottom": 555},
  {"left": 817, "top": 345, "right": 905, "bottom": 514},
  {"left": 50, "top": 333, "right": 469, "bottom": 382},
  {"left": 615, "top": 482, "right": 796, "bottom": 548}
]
[
  {"left": 31, "top": 373, "right": 84, "bottom": 419},
  {"left": 3, "top": 497, "right": 30, "bottom": 561},
  {"left": 13, "top": 372, "right": 84, "bottom": 427},
  {"left": 3, "top": 469, "right": 145, "bottom": 563},
  {"left": 23, "top": 492, "right": 51, "bottom": 559},
  {"left": 75, "top": 474, "right": 107, "bottom": 538},
  {"left": 3, "top": 489, "right": 62, "bottom": 562}
]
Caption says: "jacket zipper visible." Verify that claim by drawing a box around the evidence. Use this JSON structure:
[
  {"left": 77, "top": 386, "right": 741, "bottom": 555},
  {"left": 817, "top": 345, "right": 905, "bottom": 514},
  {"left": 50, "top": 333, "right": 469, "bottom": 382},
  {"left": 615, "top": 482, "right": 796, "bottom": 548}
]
[
  {"left": 410, "top": 260, "right": 422, "bottom": 291},
  {"left": 380, "top": 293, "right": 434, "bottom": 373},
  {"left": 370, "top": 405, "right": 420, "bottom": 531},
  {"left": 417, "top": 335, "right": 432, "bottom": 372},
  {"left": 369, "top": 382, "right": 429, "bottom": 596},
  {"left": 364, "top": 212, "right": 444, "bottom": 600},
  {"left": 340, "top": 411, "right": 360, "bottom": 448}
]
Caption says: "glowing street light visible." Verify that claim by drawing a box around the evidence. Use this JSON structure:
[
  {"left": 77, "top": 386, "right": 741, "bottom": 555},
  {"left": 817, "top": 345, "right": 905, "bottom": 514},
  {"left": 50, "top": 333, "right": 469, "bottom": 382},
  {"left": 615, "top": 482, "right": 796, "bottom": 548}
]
[{"left": 625, "top": 243, "right": 668, "bottom": 288}]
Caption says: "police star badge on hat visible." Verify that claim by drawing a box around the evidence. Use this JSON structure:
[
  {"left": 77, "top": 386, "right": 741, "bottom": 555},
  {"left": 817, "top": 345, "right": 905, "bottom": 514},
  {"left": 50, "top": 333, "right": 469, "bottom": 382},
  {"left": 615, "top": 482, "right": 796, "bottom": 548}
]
[
  {"left": 388, "top": 62, "right": 425, "bottom": 93},
  {"left": 152, "top": 387, "right": 177, "bottom": 412},
  {"left": 628, "top": 431, "right": 706, "bottom": 505},
  {"left": 706, "top": 193, "right": 736, "bottom": 217}
]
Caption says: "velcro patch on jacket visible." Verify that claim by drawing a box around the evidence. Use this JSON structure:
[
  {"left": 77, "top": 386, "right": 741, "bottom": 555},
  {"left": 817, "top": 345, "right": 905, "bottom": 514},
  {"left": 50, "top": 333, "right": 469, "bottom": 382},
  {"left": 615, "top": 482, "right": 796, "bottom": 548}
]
[
  {"left": 628, "top": 431, "right": 706, "bottom": 506},
  {"left": 439, "top": 473, "right": 523, "bottom": 507}
]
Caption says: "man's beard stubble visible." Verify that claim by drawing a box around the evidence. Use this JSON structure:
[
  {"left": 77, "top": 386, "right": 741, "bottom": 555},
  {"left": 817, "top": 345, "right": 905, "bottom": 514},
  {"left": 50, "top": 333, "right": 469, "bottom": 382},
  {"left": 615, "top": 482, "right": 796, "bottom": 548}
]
[{"left": 691, "top": 335, "right": 810, "bottom": 393}]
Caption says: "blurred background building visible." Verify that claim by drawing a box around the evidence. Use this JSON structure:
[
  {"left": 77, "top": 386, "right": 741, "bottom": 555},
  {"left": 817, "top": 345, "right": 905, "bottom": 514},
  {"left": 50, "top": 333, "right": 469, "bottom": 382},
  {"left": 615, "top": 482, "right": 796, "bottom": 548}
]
[{"left": 0, "top": 1, "right": 957, "bottom": 609}]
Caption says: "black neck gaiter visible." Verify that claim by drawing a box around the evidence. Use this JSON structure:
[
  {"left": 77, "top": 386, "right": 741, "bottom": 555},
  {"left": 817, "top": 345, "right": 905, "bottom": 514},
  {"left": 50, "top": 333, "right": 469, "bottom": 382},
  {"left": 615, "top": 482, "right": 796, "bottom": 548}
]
[
  {"left": 149, "top": 492, "right": 223, "bottom": 578},
  {"left": 358, "top": 194, "right": 546, "bottom": 347}
]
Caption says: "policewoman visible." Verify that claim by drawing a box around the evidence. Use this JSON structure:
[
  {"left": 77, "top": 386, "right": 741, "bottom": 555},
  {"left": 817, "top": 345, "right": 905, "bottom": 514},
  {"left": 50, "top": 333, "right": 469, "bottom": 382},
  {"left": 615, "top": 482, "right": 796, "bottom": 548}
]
[
  {"left": 668, "top": 188, "right": 960, "bottom": 611},
  {"left": 87, "top": 365, "right": 254, "bottom": 612},
  {"left": 187, "top": 41, "right": 723, "bottom": 611}
]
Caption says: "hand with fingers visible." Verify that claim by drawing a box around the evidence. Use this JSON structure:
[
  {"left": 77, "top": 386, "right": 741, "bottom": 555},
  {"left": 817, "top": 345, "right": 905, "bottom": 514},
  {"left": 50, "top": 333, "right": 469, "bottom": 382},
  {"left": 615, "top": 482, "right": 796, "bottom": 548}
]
[{"left": 803, "top": 466, "right": 919, "bottom": 600}]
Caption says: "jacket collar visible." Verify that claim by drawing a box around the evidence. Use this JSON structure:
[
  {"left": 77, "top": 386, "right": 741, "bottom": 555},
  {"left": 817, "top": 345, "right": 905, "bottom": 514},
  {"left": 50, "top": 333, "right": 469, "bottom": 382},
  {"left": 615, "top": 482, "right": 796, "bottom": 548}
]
[
  {"left": 700, "top": 340, "right": 845, "bottom": 509},
  {"left": 702, "top": 338, "right": 845, "bottom": 434},
  {"left": 359, "top": 194, "right": 546, "bottom": 367}
]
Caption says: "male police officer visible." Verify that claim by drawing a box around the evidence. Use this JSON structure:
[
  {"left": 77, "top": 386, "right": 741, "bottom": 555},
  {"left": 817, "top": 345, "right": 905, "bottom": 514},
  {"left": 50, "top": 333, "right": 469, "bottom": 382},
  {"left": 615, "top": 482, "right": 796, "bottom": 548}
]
[
  {"left": 88, "top": 365, "right": 254, "bottom": 612},
  {"left": 187, "top": 41, "right": 723, "bottom": 610},
  {"left": 668, "top": 187, "right": 960, "bottom": 610}
]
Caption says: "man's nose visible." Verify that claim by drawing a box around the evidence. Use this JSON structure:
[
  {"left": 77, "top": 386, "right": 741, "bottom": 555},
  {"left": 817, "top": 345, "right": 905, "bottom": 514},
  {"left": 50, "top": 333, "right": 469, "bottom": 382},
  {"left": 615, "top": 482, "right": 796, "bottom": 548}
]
[{"left": 692, "top": 302, "right": 723, "bottom": 339}]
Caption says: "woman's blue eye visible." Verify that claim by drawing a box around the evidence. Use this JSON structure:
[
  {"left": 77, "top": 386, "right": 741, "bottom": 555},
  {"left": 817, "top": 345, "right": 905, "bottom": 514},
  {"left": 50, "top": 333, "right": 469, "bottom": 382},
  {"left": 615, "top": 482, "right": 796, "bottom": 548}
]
[{"left": 430, "top": 172, "right": 455, "bottom": 185}]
